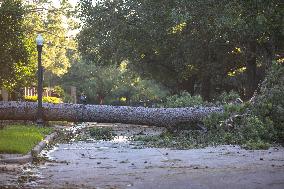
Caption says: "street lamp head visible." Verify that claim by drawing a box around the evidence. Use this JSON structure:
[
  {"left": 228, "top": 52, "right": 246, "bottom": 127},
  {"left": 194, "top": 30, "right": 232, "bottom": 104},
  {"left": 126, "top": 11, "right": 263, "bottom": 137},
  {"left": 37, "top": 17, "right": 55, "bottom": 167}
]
[{"left": 36, "top": 34, "right": 44, "bottom": 46}]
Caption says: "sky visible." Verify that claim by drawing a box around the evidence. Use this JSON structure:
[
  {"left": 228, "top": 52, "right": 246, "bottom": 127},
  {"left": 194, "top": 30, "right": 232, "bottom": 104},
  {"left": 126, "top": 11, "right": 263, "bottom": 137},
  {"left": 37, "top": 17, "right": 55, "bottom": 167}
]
[{"left": 51, "top": 0, "right": 80, "bottom": 37}]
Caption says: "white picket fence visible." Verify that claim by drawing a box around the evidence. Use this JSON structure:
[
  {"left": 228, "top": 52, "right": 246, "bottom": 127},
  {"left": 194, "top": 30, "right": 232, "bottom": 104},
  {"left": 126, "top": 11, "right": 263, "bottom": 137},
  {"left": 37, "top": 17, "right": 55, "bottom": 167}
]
[{"left": 24, "top": 87, "right": 52, "bottom": 97}]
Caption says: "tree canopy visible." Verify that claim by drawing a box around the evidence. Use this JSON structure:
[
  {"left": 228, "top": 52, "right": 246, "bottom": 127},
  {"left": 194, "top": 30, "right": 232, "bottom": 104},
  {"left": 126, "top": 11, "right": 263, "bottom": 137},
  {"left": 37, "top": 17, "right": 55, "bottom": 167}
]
[
  {"left": 0, "top": 0, "right": 77, "bottom": 96},
  {"left": 0, "top": 0, "right": 283, "bottom": 103},
  {"left": 0, "top": 0, "right": 33, "bottom": 91},
  {"left": 77, "top": 0, "right": 283, "bottom": 100}
]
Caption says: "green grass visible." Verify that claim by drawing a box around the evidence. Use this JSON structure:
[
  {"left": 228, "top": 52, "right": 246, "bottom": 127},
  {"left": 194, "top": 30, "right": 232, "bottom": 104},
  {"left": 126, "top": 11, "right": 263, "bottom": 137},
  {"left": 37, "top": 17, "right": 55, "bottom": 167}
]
[
  {"left": 133, "top": 130, "right": 272, "bottom": 150},
  {"left": 0, "top": 124, "right": 53, "bottom": 154},
  {"left": 89, "top": 127, "right": 116, "bottom": 141}
]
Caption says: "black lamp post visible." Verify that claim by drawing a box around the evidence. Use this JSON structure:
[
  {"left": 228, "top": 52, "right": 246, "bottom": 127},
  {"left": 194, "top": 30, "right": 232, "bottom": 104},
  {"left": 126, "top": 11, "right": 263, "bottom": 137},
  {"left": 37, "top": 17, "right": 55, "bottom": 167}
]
[{"left": 36, "top": 34, "right": 44, "bottom": 125}]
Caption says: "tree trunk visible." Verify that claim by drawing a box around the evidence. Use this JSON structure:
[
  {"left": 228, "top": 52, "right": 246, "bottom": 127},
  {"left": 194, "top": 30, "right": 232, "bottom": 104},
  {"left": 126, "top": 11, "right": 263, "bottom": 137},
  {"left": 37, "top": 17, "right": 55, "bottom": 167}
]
[
  {"left": 100, "top": 97, "right": 104, "bottom": 105},
  {"left": 245, "top": 42, "right": 257, "bottom": 99},
  {"left": 178, "top": 75, "right": 196, "bottom": 95},
  {"left": 0, "top": 101, "right": 222, "bottom": 127},
  {"left": 97, "top": 95, "right": 104, "bottom": 105},
  {"left": 201, "top": 75, "right": 211, "bottom": 101}
]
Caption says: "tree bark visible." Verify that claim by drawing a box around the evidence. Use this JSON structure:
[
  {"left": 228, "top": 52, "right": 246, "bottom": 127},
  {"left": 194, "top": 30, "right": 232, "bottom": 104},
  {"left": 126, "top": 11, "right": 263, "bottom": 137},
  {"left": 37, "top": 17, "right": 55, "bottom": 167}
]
[
  {"left": 245, "top": 42, "right": 257, "bottom": 99},
  {"left": 178, "top": 75, "right": 196, "bottom": 95},
  {"left": 0, "top": 101, "right": 222, "bottom": 127},
  {"left": 201, "top": 75, "right": 211, "bottom": 101},
  {"left": 97, "top": 94, "right": 105, "bottom": 105}
]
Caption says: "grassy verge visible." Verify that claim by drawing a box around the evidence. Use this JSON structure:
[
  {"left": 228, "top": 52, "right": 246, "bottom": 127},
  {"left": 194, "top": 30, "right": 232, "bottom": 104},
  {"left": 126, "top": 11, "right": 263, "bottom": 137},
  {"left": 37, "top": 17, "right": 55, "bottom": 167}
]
[
  {"left": 0, "top": 124, "right": 53, "bottom": 154},
  {"left": 89, "top": 127, "right": 116, "bottom": 140}
]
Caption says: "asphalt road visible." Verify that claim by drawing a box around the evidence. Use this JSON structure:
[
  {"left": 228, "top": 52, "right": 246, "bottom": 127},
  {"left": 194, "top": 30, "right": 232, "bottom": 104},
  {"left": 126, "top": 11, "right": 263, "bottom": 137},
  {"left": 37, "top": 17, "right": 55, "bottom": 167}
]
[{"left": 1, "top": 123, "right": 284, "bottom": 189}]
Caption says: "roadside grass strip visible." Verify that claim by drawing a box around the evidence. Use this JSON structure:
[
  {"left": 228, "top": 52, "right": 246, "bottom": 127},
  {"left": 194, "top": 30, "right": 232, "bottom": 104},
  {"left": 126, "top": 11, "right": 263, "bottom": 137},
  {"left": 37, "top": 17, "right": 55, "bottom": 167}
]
[{"left": 0, "top": 125, "right": 52, "bottom": 154}]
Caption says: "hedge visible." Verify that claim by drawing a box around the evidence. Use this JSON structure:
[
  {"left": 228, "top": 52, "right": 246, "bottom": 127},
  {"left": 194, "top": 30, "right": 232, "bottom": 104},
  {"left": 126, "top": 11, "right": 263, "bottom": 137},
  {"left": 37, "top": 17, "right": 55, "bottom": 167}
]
[{"left": 24, "top": 96, "right": 62, "bottom": 104}]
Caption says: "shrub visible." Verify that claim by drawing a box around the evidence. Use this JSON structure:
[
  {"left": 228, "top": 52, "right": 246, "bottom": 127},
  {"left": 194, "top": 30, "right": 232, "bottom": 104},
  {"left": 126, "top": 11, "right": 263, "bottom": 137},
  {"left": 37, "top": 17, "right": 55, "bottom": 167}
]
[
  {"left": 89, "top": 127, "right": 115, "bottom": 140},
  {"left": 240, "top": 116, "right": 274, "bottom": 142},
  {"left": 134, "top": 100, "right": 275, "bottom": 150},
  {"left": 63, "top": 93, "right": 73, "bottom": 103},
  {"left": 53, "top": 85, "right": 65, "bottom": 98},
  {"left": 136, "top": 64, "right": 283, "bottom": 149},
  {"left": 244, "top": 140, "right": 271, "bottom": 150},
  {"left": 24, "top": 96, "right": 62, "bottom": 104},
  {"left": 252, "top": 62, "right": 284, "bottom": 143},
  {"left": 201, "top": 63, "right": 284, "bottom": 148},
  {"left": 203, "top": 104, "right": 273, "bottom": 149},
  {"left": 215, "top": 91, "right": 241, "bottom": 104},
  {"left": 160, "top": 91, "right": 204, "bottom": 108}
]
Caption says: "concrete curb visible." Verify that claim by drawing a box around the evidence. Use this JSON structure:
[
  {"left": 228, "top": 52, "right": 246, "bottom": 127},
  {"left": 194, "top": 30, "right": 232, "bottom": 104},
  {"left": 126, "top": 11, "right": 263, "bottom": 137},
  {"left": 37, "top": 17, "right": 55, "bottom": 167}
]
[
  {"left": 0, "top": 153, "right": 32, "bottom": 164},
  {"left": 31, "top": 132, "right": 57, "bottom": 157},
  {"left": 0, "top": 132, "right": 58, "bottom": 164}
]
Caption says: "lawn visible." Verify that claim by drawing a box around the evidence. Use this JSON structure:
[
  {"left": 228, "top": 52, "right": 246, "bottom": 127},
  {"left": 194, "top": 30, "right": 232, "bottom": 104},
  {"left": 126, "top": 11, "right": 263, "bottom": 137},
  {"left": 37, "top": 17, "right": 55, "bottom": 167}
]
[{"left": 0, "top": 124, "right": 53, "bottom": 154}]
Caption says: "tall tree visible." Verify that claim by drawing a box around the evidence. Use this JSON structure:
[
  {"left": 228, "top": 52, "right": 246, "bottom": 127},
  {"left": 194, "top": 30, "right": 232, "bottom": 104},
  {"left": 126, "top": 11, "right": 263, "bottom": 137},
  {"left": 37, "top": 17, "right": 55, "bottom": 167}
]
[
  {"left": 77, "top": 0, "right": 283, "bottom": 101},
  {"left": 0, "top": 0, "right": 34, "bottom": 93},
  {"left": 219, "top": 0, "right": 283, "bottom": 98},
  {"left": 24, "top": 0, "right": 77, "bottom": 87}
]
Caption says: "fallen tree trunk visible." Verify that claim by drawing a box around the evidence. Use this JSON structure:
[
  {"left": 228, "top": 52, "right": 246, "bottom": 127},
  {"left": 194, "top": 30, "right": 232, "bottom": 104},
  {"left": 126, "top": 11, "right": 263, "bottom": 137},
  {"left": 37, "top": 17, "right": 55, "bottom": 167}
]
[{"left": 0, "top": 101, "right": 223, "bottom": 127}]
